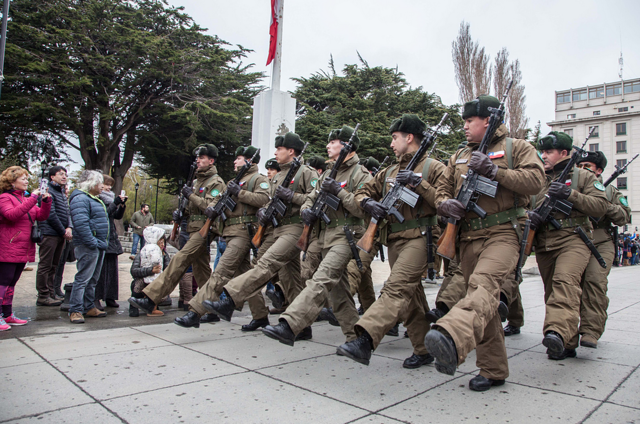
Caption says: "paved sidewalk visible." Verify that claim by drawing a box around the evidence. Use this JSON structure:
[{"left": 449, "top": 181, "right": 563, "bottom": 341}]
[{"left": 2, "top": 261, "right": 639, "bottom": 423}]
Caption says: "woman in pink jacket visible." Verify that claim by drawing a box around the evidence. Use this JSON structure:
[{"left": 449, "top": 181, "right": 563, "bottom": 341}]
[{"left": 0, "top": 166, "right": 51, "bottom": 331}]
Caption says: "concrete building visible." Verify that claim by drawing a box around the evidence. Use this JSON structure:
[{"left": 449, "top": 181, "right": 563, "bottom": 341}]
[{"left": 549, "top": 77, "right": 640, "bottom": 227}]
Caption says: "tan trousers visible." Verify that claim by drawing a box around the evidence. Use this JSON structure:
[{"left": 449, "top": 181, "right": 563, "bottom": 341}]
[
  {"left": 537, "top": 241, "right": 590, "bottom": 348},
  {"left": 355, "top": 237, "right": 430, "bottom": 352},
  {"left": 189, "top": 234, "right": 268, "bottom": 319},
  {"left": 436, "top": 233, "right": 519, "bottom": 380},
  {"left": 143, "top": 232, "right": 211, "bottom": 305},
  {"left": 501, "top": 274, "right": 524, "bottom": 328},
  {"left": 347, "top": 244, "right": 378, "bottom": 312},
  {"left": 282, "top": 244, "right": 359, "bottom": 340},
  {"left": 435, "top": 256, "right": 466, "bottom": 310}
]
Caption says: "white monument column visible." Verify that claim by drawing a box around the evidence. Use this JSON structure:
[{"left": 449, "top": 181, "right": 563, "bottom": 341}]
[{"left": 252, "top": 0, "right": 297, "bottom": 174}]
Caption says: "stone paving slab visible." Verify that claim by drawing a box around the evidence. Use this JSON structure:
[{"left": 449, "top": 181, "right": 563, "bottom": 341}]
[{"left": 3, "top": 403, "right": 123, "bottom": 424}]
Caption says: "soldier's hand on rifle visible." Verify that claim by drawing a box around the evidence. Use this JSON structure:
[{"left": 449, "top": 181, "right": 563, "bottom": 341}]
[
  {"left": 396, "top": 170, "right": 422, "bottom": 188},
  {"left": 257, "top": 208, "right": 268, "bottom": 226},
  {"left": 321, "top": 177, "right": 342, "bottom": 196},
  {"left": 301, "top": 209, "right": 317, "bottom": 226},
  {"left": 204, "top": 206, "right": 219, "bottom": 220},
  {"left": 360, "top": 198, "right": 388, "bottom": 221},
  {"left": 275, "top": 186, "right": 294, "bottom": 202},
  {"left": 527, "top": 210, "right": 544, "bottom": 230},
  {"left": 468, "top": 152, "right": 499, "bottom": 180},
  {"left": 436, "top": 199, "right": 466, "bottom": 220},
  {"left": 172, "top": 209, "right": 181, "bottom": 222},
  {"left": 226, "top": 181, "right": 241, "bottom": 197},
  {"left": 181, "top": 185, "right": 194, "bottom": 199},
  {"left": 548, "top": 181, "right": 571, "bottom": 200}
]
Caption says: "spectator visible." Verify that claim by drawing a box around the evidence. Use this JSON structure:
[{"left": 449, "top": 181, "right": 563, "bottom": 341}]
[
  {"left": 129, "top": 203, "right": 154, "bottom": 259},
  {"left": 0, "top": 166, "right": 52, "bottom": 330},
  {"left": 632, "top": 240, "right": 638, "bottom": 266},
  {"left": 68, "top": 170, "right": 109, "bottom": 324},
  {"left": 214, "top": 236, "right": 226, "bottom": 269},
  {"left": 129, "top": 226, "right": 170, "bottom": 317},
  {"left": 35, "top": 165, "right": 72, "bottom": 306},
  {"left": 94, "top": 175, "right": 126, "bottom": 310}
]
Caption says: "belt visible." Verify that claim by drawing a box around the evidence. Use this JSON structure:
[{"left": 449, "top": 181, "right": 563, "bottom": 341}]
[
  {"left": 278, "top": 216, "right": 302, "bottom": 226},
  {"left": 189, "top": 215, "right": 207, "bottom": 222},
  {"left": 320, "top": 217, "right": 365, "bottom": 230},
  {"left": 593, "top": 218, "right": 612, "bottom": 230},
  {"left": 225, "top": 215, "right": 257, "bottom": 226},
  {"left": 546, "top": 215, "right": 590, "bottom": 231},
  {"left": 389, "top": 215, "right": 437, "bottom": 233},
  {"left": 461, "top": 207, "right": 526, "bottom": 232}
]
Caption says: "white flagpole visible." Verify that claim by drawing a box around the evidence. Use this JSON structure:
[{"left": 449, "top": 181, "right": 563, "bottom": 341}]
[{"left": 271, "top": 0, "right": 283, "bottom": 92}]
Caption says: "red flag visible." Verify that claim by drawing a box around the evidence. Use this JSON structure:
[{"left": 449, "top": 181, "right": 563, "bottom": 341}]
[{"left": 266, "top": 0, "right": 280, "bottom": 65}]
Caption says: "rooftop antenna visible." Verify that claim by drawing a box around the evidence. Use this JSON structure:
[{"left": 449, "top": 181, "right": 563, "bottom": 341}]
[{"left": 618, "top": 52, "right": 623, "bottom": 80}]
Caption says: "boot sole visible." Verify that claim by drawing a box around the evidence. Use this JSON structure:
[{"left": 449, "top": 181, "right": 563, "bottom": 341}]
[
  {"left": 127, "top": 298, "right": 155, "bottom": 315},
  {"left": 580, "top": 341, "right": 597, "bottom": 349},
  {"left": 261, "top": 327, "right": 295, "bottom": 346},
  {"left": 174, "top": 319, "right": 200, "bottom": 329},
  {"left": 498, "top": 302, "right": 509, "bottom": 322},
  {"left": 424, "top": 331, "right": 457, "bottom": 376},
  {"left": 542, "top": 334, "right": 564, "bottom": 356},
  {"left": 202, "top": 301, "right": 232, "bottom": 322},
  {"left": 336, "top": 346, "right": 370, "bottom": 365}
]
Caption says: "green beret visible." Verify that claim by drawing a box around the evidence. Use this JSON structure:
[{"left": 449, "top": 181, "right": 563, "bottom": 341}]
[
  {"left": 193, "top": 144, "right": 218, "bottom": 158},
  {"left": 577, "top": 150, "right": 607, "bottom": 171},
  {"left": 537, "top": 131, "right": 573, "bottom": 151},
  {"left": 307, "top": 156, "right": 327, "bottom": 172},
  {"left": 234, "top": 145, "right": 260, "bottom": 164},
  {"left": 328, "top": 125, "right": 360, "bottom": 151},
  {"left": 389, "top": 114, "right": 426, "bottom": 138},
  {"left": 274, "top": 132, "right": 304, "bottom": 152},
  {"left": 360, "top": 157, "right": 380, "bottom": 173},
  {"left": 265, "top": 158, "right": 280, "bottom": 171},
  {"left": 462, "top": 95, "right": 501, "bottom": 119}
]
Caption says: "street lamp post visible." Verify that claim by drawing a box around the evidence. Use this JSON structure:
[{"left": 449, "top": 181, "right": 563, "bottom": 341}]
[
  {"left": 154, "top": 178, "right": 159, "bottom": 221},
  {"left": 134, "top": 183, "right": 139, "bottom": 211}
]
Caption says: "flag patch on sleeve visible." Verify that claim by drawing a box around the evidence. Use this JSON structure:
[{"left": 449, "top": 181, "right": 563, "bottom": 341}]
[{"left": 488, "top": 151, "right": 505, "bottom": 159}]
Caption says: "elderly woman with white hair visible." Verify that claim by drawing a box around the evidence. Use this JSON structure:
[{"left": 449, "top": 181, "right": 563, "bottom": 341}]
[{"left": 67, "top": 170, "right": 110, "bottom": 324}]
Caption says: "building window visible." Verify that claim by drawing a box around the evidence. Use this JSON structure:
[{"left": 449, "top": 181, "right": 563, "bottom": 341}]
[
  {"left": 616, "top": 123, "right": 627, "bottom": 135},
  {"left": 589, "top": 143, "right": 599, "bottom": 152},
  {"left": 589, "top": 87, "right": 604, "bottom": 99},
  {"left": 617, "top": 177, "right": 627, "bottom": 190},
  {"left": 567, "top": 113, "right": 576, "bottom": 119},
  {"left": 616, "top": 141, "right": 627, "bottom": 153},
  {"left": 619, "top": 107, "right": 629, "bottom": 112},
  {"left": 556, "top": 92, "right": 571, "bottom": 103},
  {"left": 572, "top": 90, "right": 587, "bottom": 101},
  {"left": 624, "top": 81, "right": 640, "bottom": 94},
  {"left": 588, "top": 126, "right": 599, "bottom": 137},
  {"left": 593, "top": 111, "right": 601, "bottom": 116},
  {"left": 617, "top": 159, "right": 628, "bottom": 169},
  {"left": 564, "top": 129, "right": 574, "bottom": 137},
  {"left": 607, "top": 84, "right": 622, "bottom": 96}
]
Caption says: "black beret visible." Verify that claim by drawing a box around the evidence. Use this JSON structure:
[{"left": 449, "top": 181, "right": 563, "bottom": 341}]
[
  {"left": 274, "top": 132, "right": 304, "bottom": 152},
  {"left": 389, "top": 114, "right": 426, "bottom": 138},
  {"left": 328, "top": 125, "right": 360, "bottom": 151},
  {"left": 360, "top": 157, "right": 380, "bottom": 173},
  {"left": 577, "top": 150, "right": 607, "bottom": 171},
  {"left": 462, "top": 95, "right": 501, "bottom": 119},
  {"left": 307, "top": 156, "right": 327, "bottom": 172},
  {"left": 537, "top": 131, "right": 573, "bottom": 151},
  {"left": 193, "top": 143, "right": 218, "bottom": 158},
  {"left": 265, "top": 158, "right": 280, "bottom": 171},
  {"left": 234, "top": 146, "right": 260, "bottom": 164}
]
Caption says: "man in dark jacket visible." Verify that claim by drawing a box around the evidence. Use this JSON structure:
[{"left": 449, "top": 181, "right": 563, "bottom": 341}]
[
  {"left": 68, "top": 170, "right": 110, "bottom": 324},
  {"left": 36, "top": 166, "right": 73, "bottom": 306}
]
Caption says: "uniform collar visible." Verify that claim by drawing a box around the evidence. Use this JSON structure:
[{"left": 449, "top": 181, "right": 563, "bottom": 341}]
[
  {"left": 326, "top": 152, "right": 359, "bottom": 172},
  {"left": 196, "top": 164, "right": 217, "bottom": 179}
]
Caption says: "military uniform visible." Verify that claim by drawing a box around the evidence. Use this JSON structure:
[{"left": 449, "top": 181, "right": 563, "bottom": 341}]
[
  {"left": 143, "top": 164, "right": 225, "bottom": 304},
  {"left": 347, "top": 244, "right": 378, "bottom": 312}
]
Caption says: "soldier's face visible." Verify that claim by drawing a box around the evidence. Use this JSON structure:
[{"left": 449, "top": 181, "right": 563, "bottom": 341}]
[
  {"left": 464, "top": 116, "right": 490, "bottom": 143},
  {"left": 541, "top": 149, "right": 568, "bottom": 171},
  {"left": 267, "top": 168, "right": 278, "bottom": 179},
  {"left": 196, "top": 155, "right": 215, "bottom": 169},
  {"left": 391, "top": 132, "right": 409, "bottom": 158},
  {"left": 234, "top": 156, "right": 246, "bottom": 171},
  {"left": 326, "top": 139, "right": 342, "bottom": 160},
  {"left": 274, "top": 146, "right": 294, "bottom": 164}
]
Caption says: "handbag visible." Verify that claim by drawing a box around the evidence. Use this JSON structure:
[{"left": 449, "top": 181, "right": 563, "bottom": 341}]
[
  {"left": 10, "top": 192, "right": 43, "bottom": 243},
  {"left": 627, "top": 251, "right": 632, "bottom": 258}
]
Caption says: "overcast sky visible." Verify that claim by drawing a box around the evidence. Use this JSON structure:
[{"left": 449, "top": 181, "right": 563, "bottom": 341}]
[{"left": 64, "top": 0, "right": 640, "bottom": 168}]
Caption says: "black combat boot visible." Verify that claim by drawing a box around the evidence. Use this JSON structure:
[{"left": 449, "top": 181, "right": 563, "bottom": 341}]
[
  {"left": 242, "top": 317, "right": 270, "bottom": 332},
  {"left": 503, "top": 324, "right": 521, "bottom": 336},
  {"left": 317, "top": 307, "right": 339, "bottom": 326},
  {"left": 262, "top": 319, "right": 296, "bottom": 346},
  {"left": 548, "top": 348, "right": 577, "bottom": 360},
  {"left": 498, "top": 301, "right": 509, "bottom": 322},
  {"left": 424, "top": 329, "right": 458, "bottom": 376},
  {"left": 403, "top": 353, "right": 435, "bottom": 369},
  {"left": 469, "top": 374, "right": 505, "bottom": 392},
  {"left": 295, "top": 326, "right": 312, "bottom": 341},
  {"left": 336, "top": 331, "right": 374, "bottom": 365},
  {"left": 386, "top": 322, "right": 399, "bottom": 337},
  {"left": 203, "top": 291, "right": 236, "bottom": 321},
  {"left": 128, "top": 297, "right": 156, "bottom": 315},
  {"left": 425, "top": 305, "right": 449, "bottom": 324},
  {"left": 200, "top": 313, "right": 220, "bottom": 323},
  {"left": 542, "top": 331, "right": 564, "bottom": 357},
  {"left": 174, "top": 311, "right": 201, "bottom": 328},
  {"left": 265, "top": 283, "right": 286, "bottom": 309}
]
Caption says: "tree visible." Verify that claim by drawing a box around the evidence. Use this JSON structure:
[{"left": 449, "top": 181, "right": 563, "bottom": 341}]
[
  {"left": 507, "top": 60, "right": 529, "bottom": 139},
  {"left": 452, "top": 22, "right": 492, "bottom": 103},
  {"left": 292, "top": 56, "right": 465, "bottom": 164},
  {"left": 0, "top": 0, "right": 263, "bottom": 194},
  {"left": 492, "top": 48, "right": 510, "bottom": 101}
]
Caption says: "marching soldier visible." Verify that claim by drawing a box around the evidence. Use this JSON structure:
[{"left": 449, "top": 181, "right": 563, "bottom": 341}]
[
  {"left": 337, "top": 114, "right": 445, "bottom": 369},
  {"left": 425, "top": 96, "right": 545, "bottom": 391},
  {"left": 528, "top": 132, "right": 608, "bottom": 360},
  {"left": 128, "top": 144, "right": 225, "bottom": 316},
  {"left": 173, "top": 146, "right": 272, "bottom": 329}
]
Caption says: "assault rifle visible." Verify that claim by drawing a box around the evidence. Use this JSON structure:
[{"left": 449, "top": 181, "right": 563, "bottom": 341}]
[
  {"left": 372, "top": 156, "right": 389, "bottom": 176},
  {"left": 437, "top": 82, "right": 513, "bottom": 260},
  {"left": 251, "top": 143, "right": 309, "bottom": 248},
  {"left": 603, "top": 153, "right": 639, "bottom": 187},
  {"left": 296, "top": 124, "right": 360, "bottom": 252},
  {"left": 515, "top": 219, "right": 531, "bottom": 282},
  {"left": 199, "top": 149, "right": 260, "bottom": 238},
  {"left": 170, "top": 159, "right": 198, "bottom": 242},
  {"left": 357, "top": 113, "right": 449, "bottom": 253}
]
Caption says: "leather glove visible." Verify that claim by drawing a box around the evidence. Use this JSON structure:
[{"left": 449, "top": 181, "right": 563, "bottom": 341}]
[
  {"left": 468, "top": 151, "right": 499, "bottom": 180},
  {"left": 275, "top": 185, "right": 294, "bottom": 202},
  {"left": 204, "top": 206, "right": 219, "bottom": 220},
  {"left": 226, "top": 180, "right": 241, "bottom": 197},
  {"left": 360, "top": 198, "right": 388, "bottom": 221},
  {"left": 181, "top": 185, "right": 194, "bottom": 199},
  {"left": 548, "top": 181, "right": 571, "bottom": 200},
  {"left": 321, "top": 177, "right": 342, "bottom": 196},
  {"left": 172, "top": 209, "right": 181, "bottom": 222},
  {"left": 301, "top": 209, "right": 317, "bottom": 226},
  {"left": 395, "top": 170, "right": 422, "bottom": 188},
  {"left": 528, "top": 210, "right": 544, "bottom": 230},
  {"left": 257, "top": 208, "right": 268, "bottom": 226},
  {"left": 436, "top": 199, "right": 466, "bottom": 220}
]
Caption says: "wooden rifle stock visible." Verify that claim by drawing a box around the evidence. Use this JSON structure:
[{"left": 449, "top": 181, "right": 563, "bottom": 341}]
[
  {"left": 524, "top": 228, "right": 536, "bottom": 256},
  {"left": 170, "top": 222, "right": 179, "bottom": 242},
  {"left": 252, "top": 225, "right": 266, "bottom": 248},
  {"left": 436, "top": 222, "right": 458, "bottom": 260},
  {"left": 356, "top": 221, "right": 378, "bottom": 253},
  {"left": 296, "top": 224, "right": 312, "bottom": 251},
  {"left": 198, "top": 217, "right": 212, "bottom": 238}
]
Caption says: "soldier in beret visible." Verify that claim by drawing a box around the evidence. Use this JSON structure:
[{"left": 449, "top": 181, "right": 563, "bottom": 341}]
[
  {"left": 205, "top": 133, "right": 318, "bottom": 341},
  {"left": 425, "top": 96, "right": 545, "bottom": 391},
  {"left": 129, "top": 144, "right": 226, "bottom": 318},
  {"left": 174, "top": 146, "right": 273, "bottom": 330},
  {"left": 527, "top": 132, "right": 608, "bottom": 360},
  {"left": 571, "top": 151, "right": 631, "bottom": 348}
]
